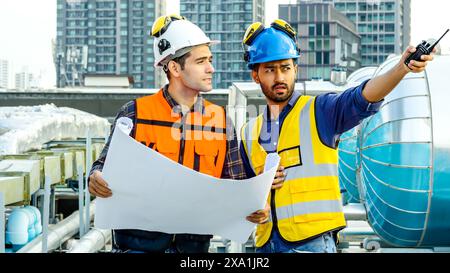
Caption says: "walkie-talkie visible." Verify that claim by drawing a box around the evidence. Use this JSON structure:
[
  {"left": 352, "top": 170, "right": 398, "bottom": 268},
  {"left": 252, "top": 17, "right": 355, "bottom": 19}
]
[{"left": 405, "top": 29, "right": 449, "bottom": 68}]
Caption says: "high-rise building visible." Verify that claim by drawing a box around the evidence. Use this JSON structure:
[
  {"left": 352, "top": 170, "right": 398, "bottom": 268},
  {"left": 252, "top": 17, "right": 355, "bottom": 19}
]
[
  {"left": 56, "top": 0, "right": 166, "bottom": 88},
  {"left": 0, "top": 59, "right": 9, "bottom": 89},
  {"left": 297, "top": 0, "right": 411, "bottom": 66},
  {"left": 15, "top": 71, "right": 34, "bottom": 90},
  {"left": 280, "top": 2, "right": 361, "bottom": 81},
  {"left": 180, "top": 0, "right": 265, "bottom": 89}
]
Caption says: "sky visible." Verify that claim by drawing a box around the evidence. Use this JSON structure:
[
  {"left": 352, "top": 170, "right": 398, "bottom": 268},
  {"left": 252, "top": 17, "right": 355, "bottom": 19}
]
[{"left": 0, "top": 0, "right": 449, "bottom": 89}]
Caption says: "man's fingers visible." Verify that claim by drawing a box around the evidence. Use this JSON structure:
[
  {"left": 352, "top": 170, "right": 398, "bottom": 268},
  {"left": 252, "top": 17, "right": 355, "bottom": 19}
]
[
  {"left": 93, "top": 183, "right": 112, "bottom": 197},
  {"left": 249, "top": 209, "right": 269, "bottom": 217},
  {"left": 275, "top": 170, "right": 286, "bottom": 178},
  {"left": 89, "top": 182, "right": 112, "bottom": 198},
  {"left": 407, "top": 60, "right": 427, "bottom": 71},
  {"left": 405, "top": 46, "right": 416, "bottom": 55},
  {"left": 90, "top": 177, "right": 112, "bottom": 194},
  {"left": 90, "top": 171, "right": 112, "bottom": 196},
  {"left": 273, "top": 177, "right": 284, "bottom": 184},
  {"left": 402, "top": 46, "right": 416, "bottom": 65},
  {"left": 421, "top": 55, "right": 434, "bottom": 61},
  {"left": 88, "top": 184, "right": 103, "bottom": 198},
  {"left": 246, "top": 206, "right": 271, "bottom": 223},
  {"left": 246, "top": 215, "right": 269, "bottom": 224},
  {"left": 409, "top": 60, "right": 428, "bottom": 68},
  {"left": 249, "top": 210, "right": 265, "bottom": 216},
  {"left": 271, "top": 178, "right": 284, "bottom": 189},
  {"left": 407, "top": 63, "right": 426, "bottom": 73},
  {"left": 272, "top": 168, "right": 286, "bottom": 189},
  {"left": 93, "top": 171, "right": 109, "bottom": 188},
  {"left": 89, "top": 173, "right": 112, "bottom": 197}
]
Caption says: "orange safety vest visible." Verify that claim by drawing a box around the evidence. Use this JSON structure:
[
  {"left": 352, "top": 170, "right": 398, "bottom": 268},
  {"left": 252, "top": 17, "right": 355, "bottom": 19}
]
[{"left": 134, "top": 89, "right": 227, "bottom": 178}]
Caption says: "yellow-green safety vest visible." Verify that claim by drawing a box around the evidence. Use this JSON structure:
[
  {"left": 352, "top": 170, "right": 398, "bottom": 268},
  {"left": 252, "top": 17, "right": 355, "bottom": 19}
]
[{"left": 241, "top": 95, "right": 346, "bottom": 247}]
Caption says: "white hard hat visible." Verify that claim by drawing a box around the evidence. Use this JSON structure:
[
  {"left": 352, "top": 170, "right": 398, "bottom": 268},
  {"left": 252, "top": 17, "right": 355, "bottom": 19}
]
[{"left": 152, "top": 16, "right": 219, "bottom": 67}]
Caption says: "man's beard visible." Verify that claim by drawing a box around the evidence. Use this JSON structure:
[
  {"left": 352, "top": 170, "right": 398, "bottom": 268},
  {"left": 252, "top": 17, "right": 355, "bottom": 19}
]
[{"left": 261, "top": 82, "right": 295, "bottom": 103}]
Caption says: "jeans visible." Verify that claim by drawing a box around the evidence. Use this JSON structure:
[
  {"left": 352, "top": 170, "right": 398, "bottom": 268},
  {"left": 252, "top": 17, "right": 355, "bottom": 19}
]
[
  {"left": 165, "top": 239, "right": 210, "bottom": 253},
  {"left": 256, "top": 231, "right": 337, "bottom": 253},
  {"left": 112, "top": 230, "right": 173, "bottom": 253},
  {"left": 111, "top": 248, "right": 147, "bottom": 253},
  {"left": 112, "top": 233, "right": 211, "bottom": 253}
]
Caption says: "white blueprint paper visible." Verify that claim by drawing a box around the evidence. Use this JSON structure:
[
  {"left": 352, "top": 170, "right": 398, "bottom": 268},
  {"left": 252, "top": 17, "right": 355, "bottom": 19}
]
[{"left": 94, "top": 118, "right": 280, "bottom": 243}]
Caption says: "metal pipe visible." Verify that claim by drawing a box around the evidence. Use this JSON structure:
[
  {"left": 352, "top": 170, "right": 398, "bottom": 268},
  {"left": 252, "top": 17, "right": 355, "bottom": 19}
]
[
  {"left": 66, "top": 228, "right": 111, "bottom": 253},
  {"left": 33, "top": 188, "right": 80, "bottom": 201},
  {"left": 16, "top": 201, "right": 95, "bottom": 253},
  {"left": 85, "top": 130, "right": 91, "bottom": 235},
  {"left": 54, "top": 192, "right": 80, "bottom": 199},
  {"left": 78, "top": 167, "right": 85, "bottom": 237},
  {"left": 0, "top": 192, "right": 4, "bottom": 253},
  {"left": 343, "top": 203, "right": 367, "bottom": 221},
  {"left": 338, "top": 221, "right": 376, "bottom": 243},
  {"left": 42, "top": 176, "right": 51, "bottom": 253},
  {"left": 339, "top": 228, "right": 377, "bottom": 243},
  {"left": 50, "top": 187, "right": 56, "bottom": 224}
]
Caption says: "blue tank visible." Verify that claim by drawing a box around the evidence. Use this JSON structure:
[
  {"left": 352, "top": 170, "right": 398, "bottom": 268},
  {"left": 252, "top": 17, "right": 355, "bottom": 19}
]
[
  {"left": 338, "top": 126, "right": 360, "bottom": 204},
  {"left": 359, "top": 55, "right": 450, "bottom": 247},
  {"left": 338, "top": 67, "right": 377, "bottom": 205}
]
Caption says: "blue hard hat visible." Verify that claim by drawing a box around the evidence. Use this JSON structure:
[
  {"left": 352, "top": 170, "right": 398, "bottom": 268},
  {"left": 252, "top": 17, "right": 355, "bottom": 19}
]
[{"left": 244, "top": 27, "right": 300, "bottom": 69}]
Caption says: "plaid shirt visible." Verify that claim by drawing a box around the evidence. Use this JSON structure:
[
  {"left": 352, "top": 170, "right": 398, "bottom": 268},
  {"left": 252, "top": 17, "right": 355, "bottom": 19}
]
[{"left": 90, "top": 85, "right": 247, "bottom": 180}]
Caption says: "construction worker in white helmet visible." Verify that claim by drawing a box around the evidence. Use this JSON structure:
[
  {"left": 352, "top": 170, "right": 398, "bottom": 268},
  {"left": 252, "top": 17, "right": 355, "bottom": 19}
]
[
  {"left": 87, "top": 15, "right": 257, "bottom": 253},
  {"left": 240, "top": 19, "right": 436, "bottom": 253}
]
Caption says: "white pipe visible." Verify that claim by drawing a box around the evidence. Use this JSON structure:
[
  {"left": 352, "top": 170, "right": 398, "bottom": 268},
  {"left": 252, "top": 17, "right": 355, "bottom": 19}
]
[
  {"left": 339, "top": 221, "right": 376, "bottom": 243},
  {"left": 339, "top": 227, "right": 376, "bottom": 243},
  {"left": 42, "top": 176, "right": 51, "bottom": 253},
  {"left": 343, "top": 203, "right": 367, "bottom": 221},
  {"left": 17, "top": 201, "right": 95, "bottom": 253},
  {"left": 66, "top": 228, "right": 111, "bottom": 253}
]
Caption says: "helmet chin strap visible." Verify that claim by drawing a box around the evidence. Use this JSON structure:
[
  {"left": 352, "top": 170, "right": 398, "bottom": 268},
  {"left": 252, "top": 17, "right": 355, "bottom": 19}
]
[{"left": 163, "top": 64, "right": 169, "bottom": 73}]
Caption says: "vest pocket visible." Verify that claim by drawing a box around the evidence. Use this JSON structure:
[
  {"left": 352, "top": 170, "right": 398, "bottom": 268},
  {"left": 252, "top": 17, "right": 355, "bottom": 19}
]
[
  {"left": 289, "top": 176, "right": 336, "bottom": 193},
  {"left": 288, "top": 178, "right": 338, "bottom": 223},
  {"left": 156, "top": 137, "right": 179, "bottom": 162},
  {"left": 194, "top": 141, "right": 219, "bottom": 176},
  {"left": 278, "top": 146, "right": 302, "bottom": 169}
]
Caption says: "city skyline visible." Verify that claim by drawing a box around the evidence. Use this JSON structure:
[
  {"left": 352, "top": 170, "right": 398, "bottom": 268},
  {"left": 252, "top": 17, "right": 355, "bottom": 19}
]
[
  {"left": 180, "top": 0, "right": 265, "bottom": 89},
  {"left": 55, "top": 0, "right": 166, "bottom": 88},
  {"left": 0, "top": 0, "right": 449, "bottom": 89}
]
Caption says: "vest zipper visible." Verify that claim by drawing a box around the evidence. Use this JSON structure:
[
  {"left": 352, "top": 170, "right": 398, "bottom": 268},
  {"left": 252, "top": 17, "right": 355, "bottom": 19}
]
[
  {"left": 270, "top": 189, "right": 279, "bottom": 235},
  {"left": 178, "top": 122, "right": 185, "bottom": 165}
]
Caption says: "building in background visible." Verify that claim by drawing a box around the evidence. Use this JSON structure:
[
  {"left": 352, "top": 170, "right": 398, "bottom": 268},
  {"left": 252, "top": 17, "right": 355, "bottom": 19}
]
[
  {"left": 56, "top": 0, "right": 166, "bottom": 88},
  {"left": 280, "top": 2, "right": 361, "bottom": 82},
  {"left": 15, "top": 70, "right": 35, "bottom": 90},
  {"left": 297, "top": 0, "right": 411, "bottom": 67},
  {"left": 0, "top": 59, "right": 9, "bottom": 89},
  {"left": 180, "top": 0, "right": 265, "bottom": 89}
]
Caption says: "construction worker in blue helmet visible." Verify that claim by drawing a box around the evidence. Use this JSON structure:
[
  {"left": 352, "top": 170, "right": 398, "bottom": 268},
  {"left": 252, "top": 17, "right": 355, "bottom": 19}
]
[{"left": 241, "top": 19, "right": 436, "bottom": 253}]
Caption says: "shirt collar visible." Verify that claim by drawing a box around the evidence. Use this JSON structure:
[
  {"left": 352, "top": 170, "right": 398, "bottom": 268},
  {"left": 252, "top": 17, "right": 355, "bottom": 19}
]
[
  {"left": 263, "top": 90, "right": 301, "bottom": 121},
  {"left": 162, "top": 84, "right": 205, "bottom": 115}
]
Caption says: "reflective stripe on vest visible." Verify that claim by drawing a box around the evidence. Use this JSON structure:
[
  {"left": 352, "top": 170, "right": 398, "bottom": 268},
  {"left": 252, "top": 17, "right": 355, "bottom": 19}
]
[
  {"left": 135, "top": 90, "right": 227, "bottom": 178},
  {"left": 241, "top": 96, "right": 345, "bottom": 247},
  {"left": 242, "top": 117, "right": 260, "bottom": 172},
  {"left": 275, "top": 199, "right": 343, "bottom": 221}
]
